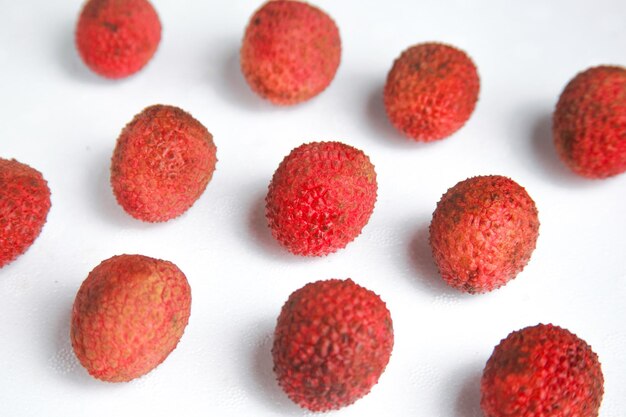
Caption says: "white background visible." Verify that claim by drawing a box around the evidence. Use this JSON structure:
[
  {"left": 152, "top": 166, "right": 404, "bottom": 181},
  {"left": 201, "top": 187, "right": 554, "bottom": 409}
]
[{"left": 1, "top": 0, "right": 625, "bottom": 416}]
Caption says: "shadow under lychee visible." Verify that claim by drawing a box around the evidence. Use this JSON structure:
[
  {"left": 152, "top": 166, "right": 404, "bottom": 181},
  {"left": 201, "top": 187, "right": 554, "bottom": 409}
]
[
  {"left": 213, "top": 45, "right": 281, "bottom": 112},
  {"left": 408, "top": 221, "right": 460, "bottom": 297},
  {"left": 529, "top": 111, "right": 595, "bottom": 188},
  {"left": 57, "top": 19, "right": 116, "bottom": 85},
  {"left": 45, "top": 287, "right": 102, "bottom": 387},
  {"left": 246, "top": 320, "right": 305, "bottom": 415},
  {"left": 247, "top": 193, "right": 283, "bottom": 256},
  {"left": 454, "top": 364, "right": 484, "bottom": 417},
  {"left": 365, "top": 82, "right": 418, "bottom": 148},
  {"left": 86, "top": 146, "right": 156, "bottom": 229},
  {"left": 365, "top": 82, "right": 449, "bottom": 150}
]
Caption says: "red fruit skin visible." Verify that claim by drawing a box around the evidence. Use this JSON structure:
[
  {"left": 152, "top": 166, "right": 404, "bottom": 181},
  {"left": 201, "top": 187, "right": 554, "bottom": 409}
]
[
  {"left": 110, "top": 104, "right": 217, "bottom": 222},
  {"left": 75, "top": 0, "right": 161, "bottom": 79},
  {"left": 0, "top": 158, "right": 51, "bottom": 268},
  {"left": 71, "top": 254, "right": 191, "bottom": 382},
  {"left": 265, "top": 141, "right": 377, "bottom": 256},
  {"left": 429, "top": 175, "right": 539, "bottom": 293},
  {"left": 553, "top": 65, "right": 626, "bottom": 178},
  {"left": 272, "top": 279, "right": 394, "bottom": 412},
  {"left": 481, "top": 324, "right": 604, "bottom": 417},
  {"left": 384, "top": 42, "right": 480, "bottom": 141},
  {"left": 240, "top": 0, "right": 341, "bottom": 105}
]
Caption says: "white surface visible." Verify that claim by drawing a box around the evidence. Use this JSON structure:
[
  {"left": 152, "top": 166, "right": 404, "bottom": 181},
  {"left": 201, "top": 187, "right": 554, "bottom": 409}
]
[{"left": 1, "top": 0, "right": 625, "bottom": 416}]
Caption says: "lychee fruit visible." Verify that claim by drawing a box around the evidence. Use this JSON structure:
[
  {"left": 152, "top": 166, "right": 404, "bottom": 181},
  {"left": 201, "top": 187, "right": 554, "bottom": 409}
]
[
  {"left": 75, "top": 0, "right": 161, "bottom": 79},
  {"left": 481, "top": 323, "right": 604, "bottom": 417},
  {"left": 429, "top": 175, "right": 539, "bottom": 293},
  {"left": 240, "top": 0, "right": 341, "bottom": 105},
  {"left": 71, "top": 254, "right": 191, "bottom": 382},
  {"left": 384, "top": 42, "right": 480, "bottom": 141},
  {"left": 272, "top": 278, "right": 394, "bottom": 411},
  {"left": 265, "top": 141, "right": 377, "bottom": 256},
  {"left": 0, "top": 158, "right": 51, "bottom": 268},
  {"left": 110, "top": 104, "right": 217, "bottom": 222},
  {"left": 553, "top": 65, "right": 626, "bottom": 178}
]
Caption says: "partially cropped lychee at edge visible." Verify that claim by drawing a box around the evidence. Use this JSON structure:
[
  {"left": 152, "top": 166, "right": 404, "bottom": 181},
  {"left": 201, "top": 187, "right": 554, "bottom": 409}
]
[
  {"left": 71, "top": 254, "right": 192, "bottom": 382},
  {"left": 429, "top": 175, "right": 539, "bottom": 293},
  {"left": 272, "top": 278, "right": 394, "bottom": 411},
  {"left": 265, "top": 141, "right": 377, "bottom": 256},
  {"left": 0, "top": 158, "right": 51, "bottom": 268},
  {"left": 110, "top": 104, "right": 217, "bottom": 222},
  {"left": 553, "top": 65, "right": 626, "bottom": 178},
  {"left": 75, "top": 0, "right": 161, "bottom": 79},
  {"left": 481, "top": 323, "right": 604, "bottom": 417},
  {"left": 384, "top": 42, "right": 480, "bottom": 141},
  {"left": 240, "top": 0, "right": 341, "bottom": 105}
]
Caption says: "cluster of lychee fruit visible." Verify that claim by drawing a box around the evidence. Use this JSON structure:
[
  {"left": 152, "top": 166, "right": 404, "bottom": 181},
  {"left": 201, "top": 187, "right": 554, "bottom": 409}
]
[{"left": 1, "top": 0, "right": 620, "bottom": 415}]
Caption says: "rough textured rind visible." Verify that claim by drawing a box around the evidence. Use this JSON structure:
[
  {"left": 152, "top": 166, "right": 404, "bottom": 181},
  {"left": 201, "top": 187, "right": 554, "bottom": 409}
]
[
  {"left": 110, "top": 104, "right": 217, "bottom": 222},
  {"left": 0, "top": 158, "right": 51, "bottom": 268},
  {"left": 71, "top": 254, "right": 191, "bottom": 382},
  {"left": 553, "top": 65, "right": 626, "bottom": 178},
  {"left": 481, "top": 324, "right": 604, "bottom": 417},
  {"left": 429, "top": 175, "right": 539, "bottom": 293},
  {"left": 272, "top": 279, "right": 394, "bottom": 411},
  {"left": 240, "top": 0, "right": 341, "bottom": 105},
  {"left": 265, "top": 141, "right": 377, "bottom": 256},
  {"left": 75, "top": 0, "right": 161, "bottom": 79},
  {"left": 384, "top": 42, "right": 480, "bottom": 141}
]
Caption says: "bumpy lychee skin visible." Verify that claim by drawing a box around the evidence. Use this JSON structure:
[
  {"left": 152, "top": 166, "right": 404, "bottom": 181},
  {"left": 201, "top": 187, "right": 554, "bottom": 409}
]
[
  {"left": 384, "top": 42, "right": 480, "bottom": 141},
  {"left": 111, "top": 104, "right": 217, "bottom": 222},
  {"left": 553, "top": 65, "right": 626, "bottom": 178},
  {"left": 240, "top": 0, "right": 341, "bottom": 105},
  {"left": 265, "top": 141, "right": 377, "bottom": 256},
  {"left": 71, "top": 254, "right": 191, "bottom": 382},
  {"left": 272, "top": 279, "right": 394, "bottom": 412},
  {"left": 429, "top": 175, "right": 539, "bottom": 293},
  {"left": 0, "top": 158, "right": 51, "bottom": 268},
  {"left": 75, "top": 0, "right": 161, "bottom": 79},
  {"left": 481, "top": 324, "right": 604, "bottom": 417}
]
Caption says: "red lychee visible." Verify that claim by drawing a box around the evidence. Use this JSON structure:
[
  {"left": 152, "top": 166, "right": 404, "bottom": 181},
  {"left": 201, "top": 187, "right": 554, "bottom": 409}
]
[
  {"left": 0, "top": 158, "right": 51, "bottom": 268},
  {"left": 481, "top": 324, "right": 604, "bottom": 417},
  {"left": 553, "top": 65, "right": 626, "bottom": 178},
  {"left": 265, "top": 141, "right": 377, "bottom": 256},
  {"left": 429, "top": 175, "right": 539, "bottom": 293},
  {"left": 272, "top": 278, "right": 394, "bottom": 411},
  {"left": 110, "top": 104, "right": 217, "bottom": 222},
  {"left": 384, "top": 42, "right": 480, "bottom": 141},
  {"left": 75, "top": 0, "right": 161, "bottom": 79},
  {"left": 71, "top": 254, "right": 191, "bottom": 382},
  {"left": 240, "top": 0, "right": 341, "bottom": 105}
]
